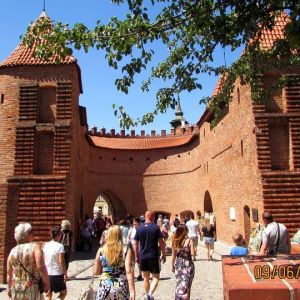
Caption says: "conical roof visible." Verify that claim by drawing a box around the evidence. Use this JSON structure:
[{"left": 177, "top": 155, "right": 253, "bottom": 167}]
[{"left": 0, "top": 11, "right": 76, "bottom": 68}]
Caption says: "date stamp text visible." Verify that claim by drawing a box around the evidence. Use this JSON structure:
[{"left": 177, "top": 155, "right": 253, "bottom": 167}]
[{"left": 254, "top": 265, "right": 300, "bottom": 279}]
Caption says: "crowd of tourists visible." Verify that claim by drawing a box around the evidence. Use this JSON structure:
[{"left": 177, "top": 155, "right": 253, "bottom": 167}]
[{"left": 6, "top": 210, "right": 291, "bottom": 300}]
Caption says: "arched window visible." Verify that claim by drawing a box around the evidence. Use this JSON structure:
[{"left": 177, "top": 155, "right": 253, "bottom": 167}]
[
  {"left": 204, "top": 191, "right": 213, "bottom": 213},
  {"left": 243, "top": 206, "right": 251, "bottom": 245}
]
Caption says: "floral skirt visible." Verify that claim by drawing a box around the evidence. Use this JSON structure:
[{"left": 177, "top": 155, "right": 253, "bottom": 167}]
[
  {"left": 96, "top": 277, "right": 129, "bottom": 300},
  {"left": 175, "top": 257, "right": 195, "bottom": 300}
]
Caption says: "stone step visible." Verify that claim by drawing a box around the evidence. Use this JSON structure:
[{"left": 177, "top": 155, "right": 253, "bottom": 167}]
[
  {"left": 264, "top": 203, "right": 300, "bottom": 208},
  {"left": 263, "top": 188, "right": 300, "bottom": 194},
  {"left": 262, "top": 182, "right": 300, "bottom": 188},
  {"left": 263, "top": 193, "right": 300, "bottom": 199}
]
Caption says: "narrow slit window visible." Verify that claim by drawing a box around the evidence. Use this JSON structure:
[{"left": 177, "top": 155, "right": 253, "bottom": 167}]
[
  {"left": 1, "top": 94, "right": 4, "bottom": 104},
  {"left": 241, "top": 140, "right": 244, "bottom": 156}
]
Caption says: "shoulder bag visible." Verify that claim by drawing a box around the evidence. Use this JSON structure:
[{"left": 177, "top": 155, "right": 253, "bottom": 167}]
[
  {"left": 78, "top": 275, "right": 95, "bottom": 300},
  {"left": 268, "top": 223, "right": 280, "bottom": 255},
  {"left": 17, "top": 257, "right": 44, "bottom": 294}
]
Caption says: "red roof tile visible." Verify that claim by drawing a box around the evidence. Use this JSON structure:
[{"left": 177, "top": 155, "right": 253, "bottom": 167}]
[
  {"left": 0, "top": 13, "right": 76, "bottom": 68},
  {"left": 210, "top": 13, "right": 290, "bottom": 99},
  {"left": 212, "top": 74, "right": 227, "bottom": 97},
  {"left": 257, "top": 13, "right": 289, "bottom": 50},
  {"left": 88, "top": 134, "right": 197, "bottom": 150}
]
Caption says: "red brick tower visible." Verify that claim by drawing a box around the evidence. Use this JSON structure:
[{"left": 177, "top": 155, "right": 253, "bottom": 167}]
[{"left": 0, "top": 12, "right": 83, "bottom": 282}]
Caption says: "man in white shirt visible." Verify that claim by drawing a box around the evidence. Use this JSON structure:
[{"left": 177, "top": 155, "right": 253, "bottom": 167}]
[
  {"left": 186, "top": 213, "right": 201, "bottom": 261},
  {"left": 43, "top": 226, "right": 68, "bottom": 300}
]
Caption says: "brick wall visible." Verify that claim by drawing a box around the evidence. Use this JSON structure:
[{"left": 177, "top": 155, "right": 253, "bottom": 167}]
[
  {"left": 34, "top": 131, "right": 54, "bottom": 175},
  {"left": 0, "top": 60, "right": 299, "bottom": 283},
  {"left": 0, "top": 184, "right": 8, "bottom": 283},
  {"left": 0, "top": 64, "right": 81, "bottom": 282},
  {"left": 73, "top": 77, "right": 263, "bottom": 245}
]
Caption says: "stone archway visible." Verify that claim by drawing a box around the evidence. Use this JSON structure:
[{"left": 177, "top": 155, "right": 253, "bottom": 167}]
[
  {"left": 204, "top": 191, "right": 217, "bottom": 239},
  {"left": 93, "top": 190, "right": 127, "bottom": 223},
  {"left": 243, "top": 205, "right": 251, "bottom": 245},
  {"left": 94, "top": 193, "right": 114, "bottom": 222}
]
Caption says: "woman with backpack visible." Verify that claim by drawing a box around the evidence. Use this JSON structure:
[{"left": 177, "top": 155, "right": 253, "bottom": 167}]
[{"left": 60, "top": 220, "right": 73, "bottom": 270}]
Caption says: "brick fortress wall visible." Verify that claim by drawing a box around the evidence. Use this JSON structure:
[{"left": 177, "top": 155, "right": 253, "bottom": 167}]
[
  {"left": 0, "top": 64, "right": 82, "bottom": 282},
  {"left": 0, "top": 57, "right": 299, "bottom": 284}
]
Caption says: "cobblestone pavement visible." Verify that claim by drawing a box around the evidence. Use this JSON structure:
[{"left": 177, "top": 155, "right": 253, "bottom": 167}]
[{"left": 0, "top": 241, "right": 232, "bottom": 300}]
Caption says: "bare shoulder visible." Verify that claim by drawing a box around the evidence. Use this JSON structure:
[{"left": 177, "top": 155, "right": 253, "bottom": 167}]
[{"left": 185, "top": 239, "right": 191, "bottom": 247}]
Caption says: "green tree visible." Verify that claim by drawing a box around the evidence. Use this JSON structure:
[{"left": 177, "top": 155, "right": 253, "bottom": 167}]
[{"left": 24, "top": 0, "right": 300, "bottom": 128}]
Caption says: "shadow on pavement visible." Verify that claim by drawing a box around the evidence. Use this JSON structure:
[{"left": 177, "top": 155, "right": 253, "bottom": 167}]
[
  {"left": 70, "top": 237, "right": 99, "bottom": 262},
  {"left": 159, "top": 277, "right": 172, "bottom": 281},
  {"left": 70, "top": 275, "right": 94, "bottom": 281}
]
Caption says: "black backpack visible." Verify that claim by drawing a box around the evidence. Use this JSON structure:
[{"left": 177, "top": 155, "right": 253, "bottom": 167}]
[{"left": 60, "top": 231, "right": 71, "bottom": 252}]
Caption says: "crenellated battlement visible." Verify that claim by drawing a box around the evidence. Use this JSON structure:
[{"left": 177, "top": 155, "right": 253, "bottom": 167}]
[{"left": 87, "top": 125, "right": 199, "bottom": 138}]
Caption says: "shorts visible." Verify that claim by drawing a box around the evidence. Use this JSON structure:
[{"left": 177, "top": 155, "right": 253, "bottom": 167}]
[
  {"left": 141, "top": 257, "right": 160, "bottom": 274},
  {"left": 49, "top": 274, "right": 66, "bottom": 293},
  {"left": 190, "top": 237, "right": 198, "bottom": 247},
  {"left": 204, "top": 237, "right": 214, "bottom": 245}
]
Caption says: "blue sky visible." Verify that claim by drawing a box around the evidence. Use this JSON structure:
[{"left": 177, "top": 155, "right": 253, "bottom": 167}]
[{"left": 0, "top": 1, "right": 242, "bottom": 133}]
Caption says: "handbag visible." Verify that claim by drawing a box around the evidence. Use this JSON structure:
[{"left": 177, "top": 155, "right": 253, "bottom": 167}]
[
  {"left": 17, "top": 257, "right": 44, "bottom": 294},
  {"left": 78, "top": 276, "right": 95, "bottom": 300},
  {"left": 37, "top": 278, "right": 45, "bottom": 294}
]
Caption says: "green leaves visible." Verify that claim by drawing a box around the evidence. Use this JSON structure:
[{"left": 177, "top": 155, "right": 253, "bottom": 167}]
[{"left": 21, "top": 1, "right": 300, "bottom": 128}]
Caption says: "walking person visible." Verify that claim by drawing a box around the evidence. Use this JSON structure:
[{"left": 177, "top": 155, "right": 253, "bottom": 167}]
[
  {"left": 127, "top": 217, "right": 143, "bottom": 281},
  {"left": 43, "top": 226, "right": 68, "bottom": 300},
  {"left": 6, "top": 223, "right": 50, "bottom": 300},
  {"left": 201, "top": 219, "right": 216, "bottom": 261},
  {"left": 259, "top": 211, "right": 291, "bottom": 255},
  {"left": 119, "top": 219, "right": 129, "bottom": 246},
  {"left": 170, "top": 219, "right": 180, "bottom": 237},
  {"left": 186, "top": 213, "right": 200, "bottom": 261},
  {"left": 94, "top": 212, "right": 106, "bottom": 239},
  {"left": 93, "top": 225, "right": 135, "bottom": 300},
  {"left": 99, "top": 221, "right": 112, "bottom": 246},
  {"left": 134, "top": 211, "right": 166, "bottom": 300},
  {"left": 59, "top": 220, "right": 73, "bottom": 271},
  {"left": 81, "top": 224, "right": 92, "bottom": 251},
  {"left": 163, "top": 215, "right": 170, "bottom": 231},
  {"left": 85, "top": 214, "right": 94, "bottom": 234},
  {"left": 157, "top": 218, "right": 169, "bottom": 240},
  {"left": 171, "top": 224, "right": 195, "bottom": 300}
]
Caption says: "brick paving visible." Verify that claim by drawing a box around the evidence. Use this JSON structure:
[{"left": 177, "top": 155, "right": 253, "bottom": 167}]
[{"left": 0, "top": 241, "right": 232, "bottom": 300}]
